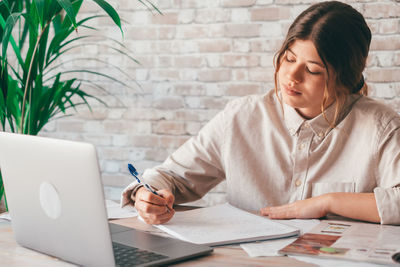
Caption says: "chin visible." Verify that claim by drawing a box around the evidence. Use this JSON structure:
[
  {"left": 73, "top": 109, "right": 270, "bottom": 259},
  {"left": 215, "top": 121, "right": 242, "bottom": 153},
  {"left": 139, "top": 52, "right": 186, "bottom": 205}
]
[{"left": 281, "top": 92, "right": 301, "bottom": 109}]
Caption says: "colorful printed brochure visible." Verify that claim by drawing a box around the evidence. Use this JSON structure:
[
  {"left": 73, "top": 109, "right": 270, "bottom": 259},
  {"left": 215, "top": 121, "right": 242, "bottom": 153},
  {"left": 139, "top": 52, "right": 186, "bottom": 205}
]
[{"left": 279, "top": 220, "right": 400, "bottom": 265}]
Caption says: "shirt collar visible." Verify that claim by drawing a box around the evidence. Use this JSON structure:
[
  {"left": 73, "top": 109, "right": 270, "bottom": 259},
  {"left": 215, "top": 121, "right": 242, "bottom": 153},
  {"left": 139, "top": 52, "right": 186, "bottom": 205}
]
[{"left": 283, "top": 94, "right": 363, "bottom": 138}]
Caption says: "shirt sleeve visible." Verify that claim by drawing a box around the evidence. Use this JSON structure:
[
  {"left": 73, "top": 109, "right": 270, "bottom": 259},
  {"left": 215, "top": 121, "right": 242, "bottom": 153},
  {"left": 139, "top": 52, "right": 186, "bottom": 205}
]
[
  {"left": 374, "top": 116, "right": 400, "bottom": 225},
  {"left": 121, "top": 103, "right": 229, "bottom": 208}
]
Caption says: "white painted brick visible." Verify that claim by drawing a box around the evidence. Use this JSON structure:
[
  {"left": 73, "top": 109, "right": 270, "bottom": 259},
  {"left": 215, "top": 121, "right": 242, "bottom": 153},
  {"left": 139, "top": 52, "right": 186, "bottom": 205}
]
[
  {"left": 84, "top": 134, "right": 113, "bottom": 146},
  {"left": 107, "top": 109, "right": 125, "bottom": 120},
  {"left": 208, "top": 24, "right": 226, "bottom": 37},
  {"left": 144, "top": 148, "right": 170, "bottom": 162},
  {"left": 376, "top": 51, "right": 395, "bottom": 67},
  {"left": 205, "top": 83, "right": 224, "bottom": 96},
  {"left": 232, "top": 68, "right": 249, "bottom": 81},
  {"left": 185, "top": 122, "right": 203, "bottom": 135},
  {"left": 260, "top": 22, "right": 283, "bottom": 36},
  {"left": 179, "top": 0, "right": 219, "bottom": 8},
  {"left": 42, "top": 120, "right": 57, "bottom": 132},
  {"left": 260, "top": 53, "right": 274, "bottom": 67},
  {"left": 103, "top": 161, "right": 121, "bottom": 173},
  {"left": 222, "top": 0, "right": 256, "bottom": 7},
  {"left": 231, "top": 8, "right": 250, "bottom": 22},
  {"left": 289, "top": 5, "right": 309, "bottom": 19},
  {"left": 123, "top": 10, "right": 152, "bottom": 24},
  {"left": 179, "top": 69, "right": 199, "bottom": 81},
  {"left": 369, "top": 83, "right": 396, "bottom": 99},
  {"left": 112, "top": 135, "right": 129, "bottom": 146},
  {"left": 178, "top": 9, "right": 195, "bottom": 24},
  {"left": 128, "top": 149, "right": 147, "bottom": 161},
  {"left": 205, "top": 55, "right": 221, "bottom": 68},
  {"left": 233, "top": 40, "right": 250, "bottom": 52},
  {"left": 256, "top": 0, "right": 273, "bottom": 5},
  {"left": 172, "top": 83, "right": 205, "bottom": 96},
  {"left": 84, "top": 121, "right": 106, "bottom": 132},
  {"left": 195, "top": 9, "right": 231, "bottom": 23}
]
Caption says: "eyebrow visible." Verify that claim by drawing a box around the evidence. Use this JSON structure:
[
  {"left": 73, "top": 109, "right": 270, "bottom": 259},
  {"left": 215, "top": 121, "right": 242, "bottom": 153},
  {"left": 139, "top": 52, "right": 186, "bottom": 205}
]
[{"left": 287, "top": 48, "right": 325, "bottom": 68}]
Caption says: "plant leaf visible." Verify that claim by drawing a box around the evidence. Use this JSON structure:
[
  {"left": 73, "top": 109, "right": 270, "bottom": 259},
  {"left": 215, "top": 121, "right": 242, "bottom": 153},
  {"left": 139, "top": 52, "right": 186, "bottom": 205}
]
[
  {"left": 0, "top": 13, "right": 24, "bottom": 67},
  {"left": 48, "top": 69, "right": 129, "bottom": 87},
  {"left": 5, "top": 78, "right": 22, "bottom": 132},
  {"left": 0, "top": 172, "right": 5, "bottom": 208},
  {"left": 2, "top": 12, "right": 22, "bottom": 62},
  {"left": 91, "top": 0, "right": 123, "bottom": 36},
  {"left": 46, "top": 15, "right": 103, "bottom": 65},
  {"left": 38, "top": 22, "right": 49, "bottom": 74},
  {"left": 55, "top": 0, "right": 77, "bottom": 28},
  {"left": 32, "top": 0, "right": 45, "bottom": 28},
  {"left": 138, "top": 0, "right": 162, "bottom": 15},
  {"left": 60, "top": 0, "right": 82, "bottom": 29}
]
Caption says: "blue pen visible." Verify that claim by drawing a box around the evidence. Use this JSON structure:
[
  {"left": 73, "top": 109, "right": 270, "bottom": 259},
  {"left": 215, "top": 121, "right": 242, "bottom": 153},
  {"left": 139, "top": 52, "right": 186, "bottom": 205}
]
[
  {"left": 128, "top": 163, "right": 172, "bottom": 212},
  {"left": 128, "top": 163, "right": 159, "bottom": 195}
]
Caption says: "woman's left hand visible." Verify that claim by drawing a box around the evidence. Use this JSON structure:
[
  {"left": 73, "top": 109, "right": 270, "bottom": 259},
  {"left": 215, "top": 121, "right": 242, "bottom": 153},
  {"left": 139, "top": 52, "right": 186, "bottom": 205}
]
[{"left": 260, "top": 194, "right": 330, "bottom": 219}]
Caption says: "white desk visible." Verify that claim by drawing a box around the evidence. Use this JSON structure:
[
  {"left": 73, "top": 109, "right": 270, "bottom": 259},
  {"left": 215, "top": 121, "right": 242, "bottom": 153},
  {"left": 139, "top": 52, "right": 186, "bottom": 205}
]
[
  {"left": 0, "top": 218, "right": 315, "bottom": 267},
  {"left": 1, "top": 216, "right": 396, "bottom": 267}
]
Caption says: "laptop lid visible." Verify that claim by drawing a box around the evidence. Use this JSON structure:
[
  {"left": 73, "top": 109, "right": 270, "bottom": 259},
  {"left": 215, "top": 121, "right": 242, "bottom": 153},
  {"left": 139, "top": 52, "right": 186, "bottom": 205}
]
[
  {"left": 0, "top": 132, "right": 212, "bottom": 266},
  {"left": 0, "top": 132, "right": 115, "bottom": 266}
]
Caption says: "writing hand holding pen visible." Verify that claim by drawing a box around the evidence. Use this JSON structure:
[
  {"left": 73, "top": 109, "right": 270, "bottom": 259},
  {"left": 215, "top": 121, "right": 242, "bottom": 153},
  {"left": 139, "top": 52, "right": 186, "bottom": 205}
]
[{"left": 128, "top": 164, "right": 175, "bottom": 224}]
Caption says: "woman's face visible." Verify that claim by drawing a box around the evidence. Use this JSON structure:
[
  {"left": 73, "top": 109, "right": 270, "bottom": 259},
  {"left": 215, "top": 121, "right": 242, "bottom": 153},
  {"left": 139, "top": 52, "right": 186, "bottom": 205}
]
[{"left": 278, "top": 39, "right": 334, "bottom": 119}]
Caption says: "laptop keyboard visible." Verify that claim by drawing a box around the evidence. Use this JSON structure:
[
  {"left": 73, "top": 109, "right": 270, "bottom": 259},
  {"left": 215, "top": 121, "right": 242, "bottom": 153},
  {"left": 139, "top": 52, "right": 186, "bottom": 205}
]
[{"left": 112, "top": 242, "right": 168, "bottom": 266}]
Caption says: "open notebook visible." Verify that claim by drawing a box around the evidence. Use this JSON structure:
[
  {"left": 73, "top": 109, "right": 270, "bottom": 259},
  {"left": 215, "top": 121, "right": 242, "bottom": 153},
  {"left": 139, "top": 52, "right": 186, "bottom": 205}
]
[{"left": 153, "top": 203, "right": 300, "bottom": 246}]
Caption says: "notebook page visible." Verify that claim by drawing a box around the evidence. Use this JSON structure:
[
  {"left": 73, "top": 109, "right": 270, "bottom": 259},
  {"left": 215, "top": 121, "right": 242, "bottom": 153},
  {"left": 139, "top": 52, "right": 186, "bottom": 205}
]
[{"left": 155, "top": 203, "right": 299, "bottom": 246}]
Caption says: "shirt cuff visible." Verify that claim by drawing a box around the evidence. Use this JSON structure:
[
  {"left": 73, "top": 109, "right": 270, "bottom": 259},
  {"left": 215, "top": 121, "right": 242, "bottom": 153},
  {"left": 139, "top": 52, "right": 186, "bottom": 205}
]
[
  {"left": 120, "top": 182, "right": 143, "bottom": 208},
  {"left": 374, "top": 187, "right": 400, "bottom": 225}
]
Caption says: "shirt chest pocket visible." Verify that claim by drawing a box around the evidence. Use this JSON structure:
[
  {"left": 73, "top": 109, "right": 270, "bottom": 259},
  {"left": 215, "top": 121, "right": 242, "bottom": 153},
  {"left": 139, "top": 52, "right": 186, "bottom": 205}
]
[{"left": 311, "top": 182, "right": 355, "bottom": 197}]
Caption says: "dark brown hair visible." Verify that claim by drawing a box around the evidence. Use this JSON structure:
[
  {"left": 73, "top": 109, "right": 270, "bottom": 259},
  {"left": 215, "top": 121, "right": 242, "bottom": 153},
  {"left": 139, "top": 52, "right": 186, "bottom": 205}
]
[{"left": 274, "top": 1, "right": 371, "bottom": 125}]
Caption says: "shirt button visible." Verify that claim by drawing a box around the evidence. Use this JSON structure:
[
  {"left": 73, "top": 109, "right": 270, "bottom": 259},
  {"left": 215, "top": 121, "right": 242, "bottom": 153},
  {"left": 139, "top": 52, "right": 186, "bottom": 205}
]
[
  {"left": 295, "top": 179, "right": 302, "bottom": 187},
  {"left": 318, "top": 132, "right": 324, "bottom": 137},
  {"left": 289, "top": 128, "right": 295, "bottom": 135},
  {"left": 304, "top": 122, "right": 310, "bottom": 128},
  {"left": 298, "top": 143, "right": 306, "bottom": 150}
]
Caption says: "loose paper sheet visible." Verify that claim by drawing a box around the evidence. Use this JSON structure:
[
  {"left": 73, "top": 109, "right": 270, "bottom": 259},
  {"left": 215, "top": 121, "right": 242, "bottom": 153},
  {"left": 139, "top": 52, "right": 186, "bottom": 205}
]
[
  {"left": 154, "top": 203, "right": 299, "bottom": 246},
  {"left": 240, "top": 219, "right": 320, "bottom": 257},
  {"left": 105, "top": 199, "right": 137, "bottom": 219}
]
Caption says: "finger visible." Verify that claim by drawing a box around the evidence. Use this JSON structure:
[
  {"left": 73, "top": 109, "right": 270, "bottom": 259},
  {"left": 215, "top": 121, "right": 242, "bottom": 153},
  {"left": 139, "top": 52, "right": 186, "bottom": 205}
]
[
  {"left": 135, "top": 199, "right": 166, "bottom": 215},
  {"left": 137, "top": 189, "right": 168, "bottom": 206},
  {"left": 140, "top": 208, "right": 175, "bottom": 225},
  {"left": 153, "top": 209, "right": 175, "bottom": 224},
  {"left": 272, "top": 206, "right": 298, "bottom": 219},
  {"left": 261, "top": 205, "right": 295, "bottom": 219},
  {"left": 157, "top": 189, "right": 175, "bottom": 208},
  {"left": 260, "top": 204, "right": 289, "bottom": 215},
  {"left": 268, "top": 210, "right": 293, "bottom": 219},
  {"left": 260, "top": 206, "right": 271, "bottom": 216}
]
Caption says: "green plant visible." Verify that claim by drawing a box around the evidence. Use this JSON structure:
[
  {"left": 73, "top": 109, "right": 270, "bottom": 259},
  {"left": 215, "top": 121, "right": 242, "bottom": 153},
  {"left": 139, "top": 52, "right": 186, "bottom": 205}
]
[{"left": 0, "top": 0, "right": 160, "bottom": 212}]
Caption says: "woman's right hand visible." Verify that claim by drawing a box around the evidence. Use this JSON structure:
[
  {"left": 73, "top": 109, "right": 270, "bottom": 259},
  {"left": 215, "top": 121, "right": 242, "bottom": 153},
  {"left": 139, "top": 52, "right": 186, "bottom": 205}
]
[{"left": 133, "top": 187, "right": 175, "bottom": 225}]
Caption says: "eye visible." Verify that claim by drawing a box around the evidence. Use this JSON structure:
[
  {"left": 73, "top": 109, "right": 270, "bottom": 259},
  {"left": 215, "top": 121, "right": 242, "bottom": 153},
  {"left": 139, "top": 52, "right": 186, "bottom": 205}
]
[
  {"left": 306, "top": 67, "right": 322, "bottom": 75},
  {"left": 285, "top": 54, "right": 295, "bottom": 63}
]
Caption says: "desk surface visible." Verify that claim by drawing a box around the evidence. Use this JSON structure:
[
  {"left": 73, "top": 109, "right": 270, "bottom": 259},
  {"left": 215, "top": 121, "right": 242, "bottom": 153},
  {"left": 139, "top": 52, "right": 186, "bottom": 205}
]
[{"left": 0, "top": 217, "right": 315, "bottom": 267}]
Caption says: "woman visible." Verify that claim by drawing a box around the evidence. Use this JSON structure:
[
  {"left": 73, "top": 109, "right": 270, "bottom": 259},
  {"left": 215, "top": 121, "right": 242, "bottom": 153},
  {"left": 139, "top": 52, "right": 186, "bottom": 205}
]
[{"left": 121, "top": 1, "right": 400, "bottom": 225}]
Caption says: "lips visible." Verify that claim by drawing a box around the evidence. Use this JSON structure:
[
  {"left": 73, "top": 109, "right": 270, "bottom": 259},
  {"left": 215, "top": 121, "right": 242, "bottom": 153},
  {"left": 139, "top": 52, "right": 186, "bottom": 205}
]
[{"left": 282, "top": 84, "right": 302, "bottom": 96}]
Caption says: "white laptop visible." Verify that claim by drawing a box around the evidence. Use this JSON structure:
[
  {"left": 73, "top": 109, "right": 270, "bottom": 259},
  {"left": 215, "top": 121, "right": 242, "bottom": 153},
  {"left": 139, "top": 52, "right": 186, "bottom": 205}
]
[{"left": 0, "top": 132, "right": 212, "bottom": 267}]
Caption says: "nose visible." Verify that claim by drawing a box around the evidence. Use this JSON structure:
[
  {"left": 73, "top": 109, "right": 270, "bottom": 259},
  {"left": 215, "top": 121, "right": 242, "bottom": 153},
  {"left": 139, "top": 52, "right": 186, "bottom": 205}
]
[{"left": 286, "top": 64, "right": 303, "bottom": 85}]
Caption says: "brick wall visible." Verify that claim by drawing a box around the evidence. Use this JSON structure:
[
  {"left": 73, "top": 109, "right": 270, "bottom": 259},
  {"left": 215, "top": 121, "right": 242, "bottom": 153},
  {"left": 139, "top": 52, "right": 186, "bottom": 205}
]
[{"left": 42, "top": 0, "right": 400, "bottom": 204}]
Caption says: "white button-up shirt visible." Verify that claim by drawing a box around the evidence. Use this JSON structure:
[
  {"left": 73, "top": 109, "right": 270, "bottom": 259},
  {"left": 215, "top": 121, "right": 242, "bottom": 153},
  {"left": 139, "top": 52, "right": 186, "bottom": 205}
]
[{"left": 122, "top": 89, "right": 400, "bottom": 225}]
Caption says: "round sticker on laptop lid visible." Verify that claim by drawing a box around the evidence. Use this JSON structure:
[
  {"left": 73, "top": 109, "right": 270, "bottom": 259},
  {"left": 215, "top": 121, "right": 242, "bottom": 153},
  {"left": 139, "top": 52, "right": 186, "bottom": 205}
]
[{"left": 39, "top": 182, "right": 62, "bottom": 219}]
